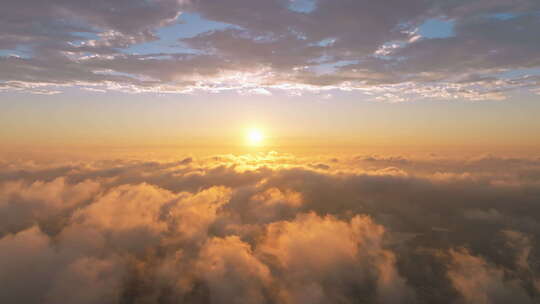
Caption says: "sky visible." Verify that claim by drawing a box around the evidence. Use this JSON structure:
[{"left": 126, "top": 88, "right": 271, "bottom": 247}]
[
  {"left": 2, "top": 2, "right": 540, "bottom": 304},
  {"left": 1, "top": 0, "right": 540, "bottom": 153}
]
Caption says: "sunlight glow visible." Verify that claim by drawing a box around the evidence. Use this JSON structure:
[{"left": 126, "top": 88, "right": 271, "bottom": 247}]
[{"left": 247, "top": 129, "right": 264, "bottom": 146}]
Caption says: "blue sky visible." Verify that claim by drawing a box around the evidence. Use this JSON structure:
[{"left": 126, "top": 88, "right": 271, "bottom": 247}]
[
  {"left": 418, "top": 18, "right": 455, "bottom": 39},
  {"left": 126, "top": 13, "right": 232, "bottom": 55}
]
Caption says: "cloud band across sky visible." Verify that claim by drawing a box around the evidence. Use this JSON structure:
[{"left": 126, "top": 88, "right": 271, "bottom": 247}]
[{"left": 1, "top": 0, "right": 540, "bottom": 100}]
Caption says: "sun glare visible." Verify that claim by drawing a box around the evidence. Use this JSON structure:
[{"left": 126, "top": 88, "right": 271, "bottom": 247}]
[{"left": 247, "top": 129, "right": 264, "bottom": 146}]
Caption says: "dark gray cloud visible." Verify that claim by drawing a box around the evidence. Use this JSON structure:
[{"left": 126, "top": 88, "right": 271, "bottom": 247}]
[
  {"left": 1, "top": 153, "right": 540, "bottom": 303},
  {"left": 1, "top": 0, "right": 539, "bottom": 99}
]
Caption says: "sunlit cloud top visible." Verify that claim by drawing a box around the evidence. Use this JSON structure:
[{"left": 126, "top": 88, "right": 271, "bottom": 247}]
[{"left": 1, "top": 0, "right": 540, "bottom": 101}]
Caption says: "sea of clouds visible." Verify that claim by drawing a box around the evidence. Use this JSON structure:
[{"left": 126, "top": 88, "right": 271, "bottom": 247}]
[{"left": 1, "top": 152, "right": 540, "bottom": 303}]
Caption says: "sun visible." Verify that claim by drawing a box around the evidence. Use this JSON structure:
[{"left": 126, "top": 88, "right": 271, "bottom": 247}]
[{"left": 247, "top": 129, "right": 264, "bottom": 146}]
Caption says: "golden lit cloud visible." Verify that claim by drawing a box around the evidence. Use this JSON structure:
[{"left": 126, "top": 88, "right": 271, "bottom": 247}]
[{"left": 1, "top": 152, "right": 540, "bottom": 303}]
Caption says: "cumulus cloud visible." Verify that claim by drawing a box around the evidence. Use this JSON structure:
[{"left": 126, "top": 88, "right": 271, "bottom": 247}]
[
  {"left": 447, "top": 248, "right": 533, "bottom": 304},
  {"left": 0, "top": 177, "right": 100, "bottom": 235},
  {"left": 1, "top": 152, "right": 540, "bottom": 303},
  {"left": 0, "top": 226, "right": 125, "bottom": 304},
  {"left": 1, "top": 0, "right": 539, "bottom": 99},
  {"left": 257, "top": 212, "right": 414, "bottom": 304}
]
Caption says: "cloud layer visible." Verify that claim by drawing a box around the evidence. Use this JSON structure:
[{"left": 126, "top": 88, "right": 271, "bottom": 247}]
[
  {"left": 1, "top": 152, "right": 540, "bottom": 303},
  {"left": 1, "top": 0, "right": 540, "bottom": 100}
]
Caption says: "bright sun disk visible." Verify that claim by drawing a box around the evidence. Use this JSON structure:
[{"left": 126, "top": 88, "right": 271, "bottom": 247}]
[{"left": 247, "top": 129, "right": 264, "bottom": 145}]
